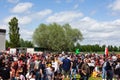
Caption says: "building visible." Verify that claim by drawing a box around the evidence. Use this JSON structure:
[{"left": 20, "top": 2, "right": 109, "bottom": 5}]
[{"left": 0, "top": 29, "right": 6, "bottom": 51}]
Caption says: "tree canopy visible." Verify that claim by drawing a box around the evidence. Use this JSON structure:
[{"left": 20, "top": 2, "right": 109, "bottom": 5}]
[
  {"left": 9, "top": 17, "right": 20, "bottom": 48},
  {"left": 20, "top": 38, "right": 34, "bottom": 48},
  {"left": 33, "top": 23, "right": 83, "bottom": 51}
]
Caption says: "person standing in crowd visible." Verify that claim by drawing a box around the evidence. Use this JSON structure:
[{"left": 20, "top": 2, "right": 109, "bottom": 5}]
[
  {"left": 46, "top": 64, "right": 54, "bottom": 80},
  {"left": 38, "top": 59, "right": 47, "bottom": 80},
  {"left": 0, "top": 64, "right": 10, "bottom": 80},
  {"left": 62, "top": 55, "right": 72, "bottom": 78},
  {"left": 19, "top": 72, "right": 26, "bottom": 80},
  {"left": 29, "top": 58, "right": 35, "bottom": 72},
  {"left": 58, "top": 54, "right": 64, "bottom": 73},
  {"left": 105, "top": 60, "right": 113, "bottom": 80},
  {"left": 102, "top": 58, "right": 113, "bottom": 80},
  {"left": 29, "top": 71, "right": 36, "bottom": 80},
  {"left": 10, "top": 66, "right": 16, "bottom": 80},
  {"left": 34, "top": 56, "right": 40, "bottom": 71},
  {"left": 78, "top": 58, "right": 84, "bottom": 80},
  {"left": 51, "top": 55, "right": 60, "bottom": 79},
  {"left": 81, "top": 58, "right": 90, "bottom": 80},
  {"left": 115, "top": 61, "right": 120, "bottom": 80},
  {"left": 111, "top": 55, "right": 118, "bottom": 80},
  {"left": 70, "top": 56, "right": 78, "bottom": 80},
  {"left": 102, "top": 58, "right": 107, "bottom": 80}
]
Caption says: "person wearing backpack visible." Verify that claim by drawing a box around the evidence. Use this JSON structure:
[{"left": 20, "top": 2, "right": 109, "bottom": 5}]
[
  {"left": 102, "top": 58, "right": 113, "bottom": 80},
  {"left": 105, "top": 60, "right": 113, "bottom": 80},
  {"left": 62, "top": 55, "right": 72, "bottom": 78}
]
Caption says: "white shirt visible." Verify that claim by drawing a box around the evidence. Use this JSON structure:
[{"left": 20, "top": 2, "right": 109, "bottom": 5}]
[
  {"left": 52, "top": 61, "right": 58, "bottom": 72},
  {"left": 30, "top": 78, "right": 35, "bottom": 80},
  {"left": 20, "top": 75, "right": 25, "bottom": 80}
]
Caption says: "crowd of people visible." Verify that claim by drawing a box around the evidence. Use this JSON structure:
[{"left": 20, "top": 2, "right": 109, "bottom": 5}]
[{"left": 0, "top": 52, "right": 120, "bottom": 80}]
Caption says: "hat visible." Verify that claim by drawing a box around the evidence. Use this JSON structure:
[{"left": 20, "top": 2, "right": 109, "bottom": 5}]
[{"left": 112, "top": 56, "right": 117, "bottom": 61}]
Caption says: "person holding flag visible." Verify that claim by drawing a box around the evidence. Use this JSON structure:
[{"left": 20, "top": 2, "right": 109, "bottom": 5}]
[{"left": 105, "top": 46, "right": 109, "bottom": 57}]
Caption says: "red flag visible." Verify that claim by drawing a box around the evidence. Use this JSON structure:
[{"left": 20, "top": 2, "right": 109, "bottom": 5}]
[{"left": 105, "top": 47, "right": 109, "bottom": 57}]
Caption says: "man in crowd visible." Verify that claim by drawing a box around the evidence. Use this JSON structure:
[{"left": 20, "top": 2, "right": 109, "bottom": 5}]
[
  {"left": 81, "top": 58, "right": 90, "bottom": 80},
  {"left": 62, "top": 55, "right": 72, "bottom": 78}
]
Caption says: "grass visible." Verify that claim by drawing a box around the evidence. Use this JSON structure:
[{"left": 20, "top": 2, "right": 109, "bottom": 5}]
[
  {"left": 96, "top": 51, "right": 120, "bottom": 54},
  {"left": 64, "top": 74, "right": 102, "bottom": 80},
  {"left": 64, "top": 77, "right": 102, "bottom": 80},
  {"left": 89, "top": 77, "right": 102, "bottom": 80}
]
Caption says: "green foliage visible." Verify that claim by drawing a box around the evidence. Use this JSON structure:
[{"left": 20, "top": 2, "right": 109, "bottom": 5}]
[
  {"left": 9, "top": 17, "right": 20, "bottom": 48},
  {"left": 5, "top": 40, "right": 10, "bottom": 49},
  {"left": 33, "top": 23, "right": 83, "bottom": 51},
  {"left": 75, "top": 43, "right": 120, "bottom": 52},
  {"left": 20, "top": 38, "right": 34, "bottom": 48}
]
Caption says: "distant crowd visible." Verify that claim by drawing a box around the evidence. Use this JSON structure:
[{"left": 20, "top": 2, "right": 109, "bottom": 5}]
[{"left": 0, "top": 52, "right": 120, "bottom": 80}]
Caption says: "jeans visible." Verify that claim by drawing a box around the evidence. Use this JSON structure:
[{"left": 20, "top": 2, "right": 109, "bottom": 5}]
[
  {"left": 70, "top": 69, "right": 77, "bottom": 79},
  {"left": 102, "top": 68, "right": 107, "bottom": 79},
  {"left": 106, "top": 70, "right": 113, "bottom": 80},
  {"left": 82, "top": 75, "right": 89, "bottom": 80}
]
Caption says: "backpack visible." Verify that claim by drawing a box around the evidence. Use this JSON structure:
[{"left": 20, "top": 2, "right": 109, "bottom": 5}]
[{"left": 105, "top": 61, "right": 111, "bottom": 71}]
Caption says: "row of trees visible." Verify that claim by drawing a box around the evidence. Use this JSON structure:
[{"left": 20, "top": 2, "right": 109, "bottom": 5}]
[
  {"left": 6, "top": 17, "right": 33, "bottom": 49},
  {"left": 6, "top": 39, "right": 33, "bottom": 49},
  {"left": 75, "top": 43, "right": 120, "bottom": 52},
  {"left": 7, "top": 17, "right": 120, "bottom": 52}
]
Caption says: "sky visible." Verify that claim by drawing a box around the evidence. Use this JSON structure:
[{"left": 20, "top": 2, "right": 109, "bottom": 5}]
[{"left": 0, "top": 0, "right": 120, "bottom": 46}]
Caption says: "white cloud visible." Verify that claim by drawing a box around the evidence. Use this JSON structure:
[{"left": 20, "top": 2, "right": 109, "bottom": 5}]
[
  {"left": 46, "top": 11, "right": 120, "bottom": 44},
  {"left": 0, "top": 24, "right": 8, "bottom": 30},
  {"left": 11, "top": 2, "right": 33, "bottom": 13},
  {"left": 3, "top": 15, "right": 32, "bottom": 25},
  {"left": 3, "top": 15, "right": 18, "bottom": 24},
  {"left": 19, "top": 16, "right": 32, "bottom": 25},
  {"left": 8, "top": 0, "right": 19, "bottom": 3},
  {"left": 55, "top": 0, "right": 72, "bottom": 3},
  {"left": 70, "top": 17, "right": 120, "bottom": 44},
  {"left": 90, "top": 10, "right": 96, "bottom": 15},
  {"left": 35, "top": 9, "right": 52, "bottom": 18},
  {"left": 46, "top": 11, "right": 83, "bottom": 23},
  {"left": 74, "top": 4, "right": 79, "bottom": 9},
  {"left": 4, "top": 9, "right": 52, "bottom": 25},
  {"left": 2, "top": 9, "right": 53, "bottom": 40},
  {"left": 108, "top": 0, "right": 120, "bottom": 11},
  {"left": 2, "top": 8, "right": 120, "bottom": 46},
  {"left": 0, "top": 24, "right": 9, "bottom": 40},
  {"left": 20, "top": 29, "right": 33, "bottom": 40},
  {"left": 46, "top": 10, "right": 120, "bottom": 45},
  {"left": 46, "top": 11, "right": 120, "bottom": 45}
]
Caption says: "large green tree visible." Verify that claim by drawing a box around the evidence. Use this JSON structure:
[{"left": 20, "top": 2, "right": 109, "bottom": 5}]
[
  {"left": 9, "top": 17, "right": 20, "bottom": 48},
  {"left": 33, "top": 23, "right": 83, "bottom": 51}
]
